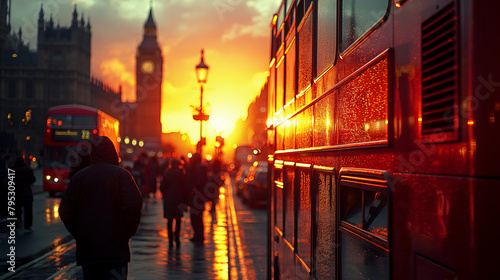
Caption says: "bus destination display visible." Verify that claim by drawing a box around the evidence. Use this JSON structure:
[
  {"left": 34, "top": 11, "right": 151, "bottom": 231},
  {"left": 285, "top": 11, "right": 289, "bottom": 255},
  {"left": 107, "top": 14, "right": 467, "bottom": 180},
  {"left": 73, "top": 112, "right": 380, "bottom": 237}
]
[{"left": 52, "top": 129, "right": 91, "bottom": 142}]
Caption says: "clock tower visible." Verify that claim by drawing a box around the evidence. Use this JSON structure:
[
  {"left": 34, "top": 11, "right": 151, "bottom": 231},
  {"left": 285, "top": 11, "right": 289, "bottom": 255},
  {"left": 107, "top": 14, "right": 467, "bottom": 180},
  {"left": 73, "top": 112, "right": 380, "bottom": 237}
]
[{"left": 134, "top": 5, "right": 163, "bottom": 149}]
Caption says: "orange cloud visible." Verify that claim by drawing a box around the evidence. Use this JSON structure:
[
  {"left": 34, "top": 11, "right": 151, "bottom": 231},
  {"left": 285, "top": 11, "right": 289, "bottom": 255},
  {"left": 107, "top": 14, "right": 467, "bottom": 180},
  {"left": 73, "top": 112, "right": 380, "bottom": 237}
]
[{"left": 100, "top": 58, "right": 136, "bottom": 101}]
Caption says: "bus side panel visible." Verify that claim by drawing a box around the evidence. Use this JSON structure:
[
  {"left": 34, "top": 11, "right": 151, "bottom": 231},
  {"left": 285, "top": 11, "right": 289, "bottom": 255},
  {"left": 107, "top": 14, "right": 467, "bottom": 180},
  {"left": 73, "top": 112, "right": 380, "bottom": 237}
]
[
  {"left": 472, "top": 0, "right": 500, "bottom": 177},
  {"left": 392, "top": 173, "right": 472, "bottom": 279},
  {"left": 394, "top": 0, "right": 473, "bottom": 178},
  {"left": 473, "top": 179, "right": 500, "bottom": 279},
  {"left": 97, "top": 110, "right": 120, "bottom": 155}
]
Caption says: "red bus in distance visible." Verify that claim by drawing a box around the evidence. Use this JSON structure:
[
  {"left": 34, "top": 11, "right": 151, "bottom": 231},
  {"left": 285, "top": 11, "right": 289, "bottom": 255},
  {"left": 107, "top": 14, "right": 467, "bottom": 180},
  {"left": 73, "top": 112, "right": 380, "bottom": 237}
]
[{"left": 43, "top": 104, "right": 119, "bottom": 196}]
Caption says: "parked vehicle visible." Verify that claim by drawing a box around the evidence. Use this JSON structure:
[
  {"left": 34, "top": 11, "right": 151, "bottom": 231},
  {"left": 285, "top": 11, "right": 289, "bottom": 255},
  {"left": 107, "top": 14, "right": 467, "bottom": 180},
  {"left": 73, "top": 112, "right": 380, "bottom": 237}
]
[
  {"left": 235, "top": 164, "right": 251, "bottom": 197},
  {"left": 242, "top": 161, "right": 268, "bottom": 208}
]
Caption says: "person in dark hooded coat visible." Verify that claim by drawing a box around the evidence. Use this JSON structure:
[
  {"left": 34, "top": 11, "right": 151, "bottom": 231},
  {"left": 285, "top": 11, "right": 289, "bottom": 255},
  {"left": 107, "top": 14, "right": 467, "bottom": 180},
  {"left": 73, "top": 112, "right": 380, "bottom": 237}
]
[{"left": 59, "top": 136, "right": 142, "bottom": 280}]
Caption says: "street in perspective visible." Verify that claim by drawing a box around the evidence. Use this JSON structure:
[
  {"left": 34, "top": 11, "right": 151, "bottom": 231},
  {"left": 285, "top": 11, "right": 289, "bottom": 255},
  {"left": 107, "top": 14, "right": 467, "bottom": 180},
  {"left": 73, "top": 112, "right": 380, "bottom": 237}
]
[{"left": 0, "top": 168, "right": 267, "bottom": 279}]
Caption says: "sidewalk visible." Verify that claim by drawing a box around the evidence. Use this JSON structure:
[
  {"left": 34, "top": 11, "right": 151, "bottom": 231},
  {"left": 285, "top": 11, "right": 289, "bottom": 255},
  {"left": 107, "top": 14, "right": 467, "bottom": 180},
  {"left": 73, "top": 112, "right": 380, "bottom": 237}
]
[{"left": 0, "top": 190, "right": 71, "bottom": 270}]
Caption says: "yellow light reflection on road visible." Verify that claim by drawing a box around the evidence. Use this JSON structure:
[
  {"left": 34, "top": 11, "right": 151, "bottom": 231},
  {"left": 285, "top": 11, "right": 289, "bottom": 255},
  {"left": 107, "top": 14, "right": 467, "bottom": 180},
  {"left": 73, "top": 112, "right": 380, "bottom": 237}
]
[
  {"left": 54, "top": 205, "right": 59, "bottom": 218},
  {"left": 45, "top": 201, "right": 61, "bottom": 223},
  {"left": 212, "top": 188, "right": 229, "bottom": 280}
]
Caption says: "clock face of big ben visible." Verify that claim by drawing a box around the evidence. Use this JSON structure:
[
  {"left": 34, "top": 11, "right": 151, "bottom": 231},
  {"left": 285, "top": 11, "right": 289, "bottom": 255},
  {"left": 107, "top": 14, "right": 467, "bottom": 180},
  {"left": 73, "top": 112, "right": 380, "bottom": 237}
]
[{"left": 141, "top": 60, "right": 154, "bottom": 74}]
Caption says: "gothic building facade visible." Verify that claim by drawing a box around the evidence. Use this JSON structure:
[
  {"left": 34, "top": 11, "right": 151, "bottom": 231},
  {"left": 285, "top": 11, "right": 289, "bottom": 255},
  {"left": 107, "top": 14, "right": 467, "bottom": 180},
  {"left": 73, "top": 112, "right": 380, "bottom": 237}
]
[{"left": 0, "top": 1, "right": 122, "bottom": 159}]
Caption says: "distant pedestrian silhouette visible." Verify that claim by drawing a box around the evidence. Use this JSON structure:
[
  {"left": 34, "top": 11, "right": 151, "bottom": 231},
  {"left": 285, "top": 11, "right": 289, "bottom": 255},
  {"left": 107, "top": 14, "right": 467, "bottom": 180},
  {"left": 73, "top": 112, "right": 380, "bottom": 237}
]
[
  {"left": 59, "top": 136, "right": 142, "bottom": 280},
  {"left": 160, "top": 159, "right": 188, "bottom": 247},
  {"left": 131, "top": 152, "right": 149, "bottom": 199},
  {"left": 148, "top": 155, "right": 160, "bottom": 198},
  {"left": 11, "top": 156, "right": 36, "bottom": 231},
  {"left": 185, "top": 153, "right": 207, "bottom": 243}
]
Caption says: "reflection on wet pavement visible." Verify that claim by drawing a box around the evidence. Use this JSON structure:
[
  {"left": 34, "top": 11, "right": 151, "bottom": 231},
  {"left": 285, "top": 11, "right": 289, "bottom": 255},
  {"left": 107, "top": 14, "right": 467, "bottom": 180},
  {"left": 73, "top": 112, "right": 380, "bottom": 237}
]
[
  {"left": 128, "top": 193, "right": 232, "bottom": 279},
  {"left": 0, "top": 179, "right": 258, "bottom": 279},
  {"left": 44, "top": 197, "right": 61, "bottom": 224}
]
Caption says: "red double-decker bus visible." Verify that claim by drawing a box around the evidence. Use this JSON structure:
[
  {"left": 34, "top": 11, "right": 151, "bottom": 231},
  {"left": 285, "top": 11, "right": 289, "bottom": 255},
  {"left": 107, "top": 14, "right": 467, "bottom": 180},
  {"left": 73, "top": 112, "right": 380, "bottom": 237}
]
[
  {"left": 43, "top": 105, "right": 119, "bottom": 196},
  {"left": 267, "top": 0, "right": 500, "bottom": 279}
]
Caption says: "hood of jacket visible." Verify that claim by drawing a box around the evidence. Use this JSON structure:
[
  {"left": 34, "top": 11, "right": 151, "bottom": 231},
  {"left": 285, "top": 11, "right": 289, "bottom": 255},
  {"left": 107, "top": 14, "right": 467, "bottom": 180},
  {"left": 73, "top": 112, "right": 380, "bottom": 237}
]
[{"left": 90, "top": 136, "right": 119, "bottom": 166}]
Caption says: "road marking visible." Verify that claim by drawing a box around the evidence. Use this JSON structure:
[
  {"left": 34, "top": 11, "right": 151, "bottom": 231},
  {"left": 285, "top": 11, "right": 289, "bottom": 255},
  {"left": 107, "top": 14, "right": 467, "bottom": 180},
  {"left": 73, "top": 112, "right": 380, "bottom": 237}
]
[
  {"left": 226, "top": 176, "right": 249, "bottom": 280},
  {"left": 45, "top": 262, "right": 77, "bottom": 280},
  {"left": 0, "top": 240, "right": 76, "bottom": 280}
]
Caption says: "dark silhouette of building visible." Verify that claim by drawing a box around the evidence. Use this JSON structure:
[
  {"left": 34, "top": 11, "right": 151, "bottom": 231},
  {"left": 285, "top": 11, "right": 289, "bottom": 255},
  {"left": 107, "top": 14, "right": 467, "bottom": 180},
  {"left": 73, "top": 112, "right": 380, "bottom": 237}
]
[
  {"left": 0, "top": 2, "right": 122, "bottom": 159},
  {"left": 232, "top": 82, "right": 268, "bottom": 148},
  {"left": 127, "top": 5, "right": 163, "bottom": 151}
]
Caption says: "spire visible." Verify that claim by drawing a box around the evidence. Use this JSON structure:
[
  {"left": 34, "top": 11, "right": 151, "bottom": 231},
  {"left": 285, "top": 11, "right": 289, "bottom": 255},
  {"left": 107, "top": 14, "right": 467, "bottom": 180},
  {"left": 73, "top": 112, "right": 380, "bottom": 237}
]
[
  {"left": 86, "top": 17, "right": 91, "bottom": 31},
  {"left": 1, "top": 0, "right": 9, "bottom": 28},
  {"left": 144, "top": 7, "right": 156, "bottom": 29},
  {"left": 145, "top": 0, "right": 156, "bottom": 29},
  {"left": 138, "top": 0, "right": 160, "bottom": 50},
  {"left": 38, "top": 3, "right": 44, "bottom": 28},
  {"left": 80, "top": 12, "right": 85, "bottom": 27},
  {"left": 48, "top": 13, "right": 54, "bottom": 29},
  {"left": 71, "top": 4, "right": 78, "bottom": 27}
]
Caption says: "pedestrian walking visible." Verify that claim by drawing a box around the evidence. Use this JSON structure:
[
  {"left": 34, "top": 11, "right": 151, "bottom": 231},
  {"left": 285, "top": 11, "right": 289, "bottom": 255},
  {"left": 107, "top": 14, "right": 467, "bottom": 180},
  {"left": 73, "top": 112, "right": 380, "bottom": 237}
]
[
  {"left": 160, "top": 159, "right": 187, "bottom": 247},
  {"left": 148, "top": 155, "right": 160, "bottom": 198},
  {"left": 185, "top": 153, "right": 207, "bottom": 243},
  {"left": 59, "top": 136, "right": 142, "bottom": 280},
  {"left": 131, "top": 158, "right": 144, "bottom": 194},
  {"left": 11, "top": 156, "right": 36, "bottom": 231},
  {"left": 138, "top": 152, "right": 150, "bottom": 198}
]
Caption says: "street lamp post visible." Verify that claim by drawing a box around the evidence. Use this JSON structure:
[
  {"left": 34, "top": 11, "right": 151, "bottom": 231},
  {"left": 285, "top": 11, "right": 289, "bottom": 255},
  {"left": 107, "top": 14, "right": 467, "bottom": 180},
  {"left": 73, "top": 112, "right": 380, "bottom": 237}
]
[{"left": 194, "top": 49, "right": 210, "bottom": 156}]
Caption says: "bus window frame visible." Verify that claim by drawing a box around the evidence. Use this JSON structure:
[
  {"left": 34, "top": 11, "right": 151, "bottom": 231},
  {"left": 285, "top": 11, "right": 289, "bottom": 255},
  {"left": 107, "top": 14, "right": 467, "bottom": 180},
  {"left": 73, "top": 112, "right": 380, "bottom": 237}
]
[
  {"left": 338, "top": 168, "right": 391, "bottom": 248},
  {"left": 338, "top": 167, "right": 391, "bottom": 279}
]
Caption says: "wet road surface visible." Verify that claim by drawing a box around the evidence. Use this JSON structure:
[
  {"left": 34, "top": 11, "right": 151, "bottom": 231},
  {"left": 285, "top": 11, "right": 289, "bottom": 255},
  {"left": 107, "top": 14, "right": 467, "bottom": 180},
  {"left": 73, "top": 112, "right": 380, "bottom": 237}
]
[{"left": 0, "top": 174, "right": 267, "bottom": 279}]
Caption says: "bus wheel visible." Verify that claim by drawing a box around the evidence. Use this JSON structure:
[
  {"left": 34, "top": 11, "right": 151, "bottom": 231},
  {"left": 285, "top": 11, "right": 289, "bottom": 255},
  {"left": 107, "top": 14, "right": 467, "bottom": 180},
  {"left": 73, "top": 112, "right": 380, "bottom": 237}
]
[{"left": 49, "top": 191, "right": 56, "bottom": 197}]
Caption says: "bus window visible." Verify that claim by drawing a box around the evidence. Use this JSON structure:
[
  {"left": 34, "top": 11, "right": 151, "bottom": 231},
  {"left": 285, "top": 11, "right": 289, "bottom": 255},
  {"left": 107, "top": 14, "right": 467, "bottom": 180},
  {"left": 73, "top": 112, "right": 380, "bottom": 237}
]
[
  {"left": 298, "top": 11, "right": 313, "bottom": 94},
  {"left": 47, "top": 114, "right": 95, "bottom": 128},
  {"left": 338, "top": 169, "right": 390, "bottom": 279},
  {"left": 341, "top": 0, "right": 389, "bottom": 53},
  {"left": 72, "top": 115, "right": 97, "bottom": 127},
  {"left": 275, "top": 164, "right": 284, "bottom": 233},
  {"left": 364, "top": 191, "right": 388, "bottom": 239},
  {"left": 296, "top": 166, "right": 312, "bottom": 269},
  {"left": 284, "top": 163, "right": 295, "bottom": 246},
  {"left": 316, "top": 0, "right": 337, "bottom": 76},
  {"left": 341, "top": 187, "right": 388, "bottom": 239},
  {"left": 276, "top": 48, "right": 285, "bottom": 111},
  {"left": 313, "top": 168, "right": 336, "bottom": 279},
  {"left": 341, "top": 186, "right": 363, "bottom": 227},
  {"left": 285, "top": 37, "right": 296, "bottom": 105},
  {"left": 339, "top": 231, "right": 389, "bottom": 279}
]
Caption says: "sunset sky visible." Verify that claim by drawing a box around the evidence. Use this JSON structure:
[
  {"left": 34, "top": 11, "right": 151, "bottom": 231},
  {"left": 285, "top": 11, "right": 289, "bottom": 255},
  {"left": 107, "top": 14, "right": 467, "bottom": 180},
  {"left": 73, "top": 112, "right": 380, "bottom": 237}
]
[{"left": 10, "top": 0, "right": 279, "bottom": 144}]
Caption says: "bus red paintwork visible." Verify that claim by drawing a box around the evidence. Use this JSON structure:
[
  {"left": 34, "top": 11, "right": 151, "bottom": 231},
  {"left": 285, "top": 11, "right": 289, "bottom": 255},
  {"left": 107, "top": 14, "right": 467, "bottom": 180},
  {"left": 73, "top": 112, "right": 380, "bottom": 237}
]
[{"left": 267, "top": 0, "right": 500, "bottom": 279}]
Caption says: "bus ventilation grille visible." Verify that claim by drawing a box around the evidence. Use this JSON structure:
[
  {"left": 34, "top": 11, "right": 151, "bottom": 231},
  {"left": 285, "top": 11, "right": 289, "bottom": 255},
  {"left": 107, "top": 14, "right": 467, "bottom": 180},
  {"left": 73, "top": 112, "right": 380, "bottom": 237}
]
[{"left": 421, "top": 2, "right": 459, "bottom": 141}]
